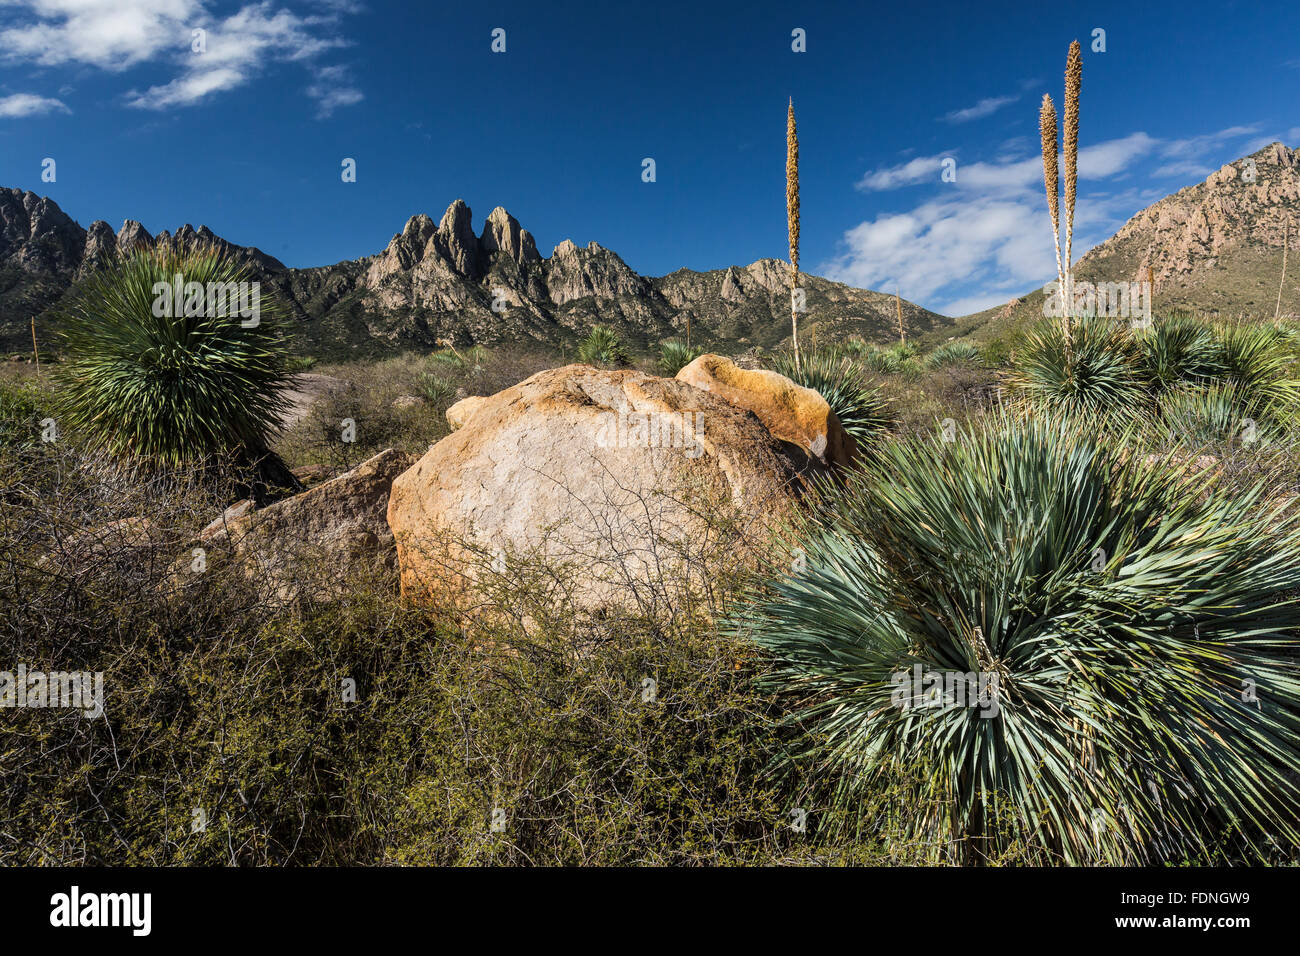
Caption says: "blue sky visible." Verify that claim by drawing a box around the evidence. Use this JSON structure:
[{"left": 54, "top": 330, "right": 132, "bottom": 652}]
[{"left": 0, "top": 0, "right": 1296, "bottom": 316}]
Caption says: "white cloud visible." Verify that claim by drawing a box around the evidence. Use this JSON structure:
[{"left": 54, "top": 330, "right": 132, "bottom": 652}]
[
  {"left": 856, "top": 132, "right": 1159, "bottom": 196},
  {"left": 0, "top": 0, "right": 201, "bottom": 70},
  {"left": 0, "top": 0, "right": 358, "bottom": 110},
  {"left": 830, "top": 130, "right": 1195, "bottom": 316},
  {"left": 126, "top": 2, "right": 349, "bottom": 109},
  {"left": 943, "top": 94, "right": 1019, "bottom": 123},
  {"left": 0, "top": 92, "right": 71, "bottom": 117},
  {"left": 305, "top": 64, "right": 362, "bottom": 117},
  {"left": 856, "top": 155, "right": 946, "bottom": 191}
]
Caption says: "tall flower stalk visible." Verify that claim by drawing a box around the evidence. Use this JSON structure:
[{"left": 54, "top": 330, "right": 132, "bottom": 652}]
[
  {"left": 1063, "top": 39, "right": 1081, "bottom": 313},
  {"left": 1277, "top": 217, "right": 1291, "bottom": 323},
  {"left": 1040, "top": 95, "right": 1067, "bottom": 332},
  {"left": 787, "top": 98, "right": 801, "bottom": 372},
  {"left": 1040, "top": 40, "right": 1083, "bottom": 356}
]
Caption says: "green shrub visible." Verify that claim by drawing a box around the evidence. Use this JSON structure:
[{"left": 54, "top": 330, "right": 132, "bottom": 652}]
[
  {"left": 576, "top": 326, "right": 630, "bottom": 367},
  {"left": 656, "top": 339, "right": 703, "bottom": 376},
  {"left": 731, "top": 410, "right": 1300, "bottom": 864},
  {"left": 852, "top": 342, "right": 920, "bottom": 375},
  {"left": 924, "top": 341, "right": 982, "bottom": 369},
  {"left": 1008, "top": 316, "right": 1145, "bottom": 422},
  {"left": 1134, "top": 314, "right": 1221, "bottom": 391},
  {"left": 0, "top": 378, "right": 45, "bottom": 449},
  {"left": 0, "top": 440, "right": 911, "bottom": 866},
  {"left": 429, "top": 345, "right": 489, "bottom": 374},
  {"left": 1157, "top": 381, "right": 1278, "bottom": 448},
  {"left": 1212, "top": 322, "right": 1300, "bottom": 418},
  {"left": 418, "top": 371, "right": 457, "bottom": 405},
  {"left": 51, "top": 244, "right": 292, "bottom": 468}
]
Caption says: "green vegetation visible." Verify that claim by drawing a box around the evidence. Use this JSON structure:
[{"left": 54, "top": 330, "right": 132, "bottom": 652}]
[
  {"left": 576, "top": 325, "right": 630, "bottom": 367},
  {"left": 923, "top": 341, "right": 982, "bottom": 369},
  {"left": 51, "top": 244, "right": 292, "bottom": 468},
  {"left": 768, "top": 348, "right": 892, "bottom": 450},
  {"left": 656, "top": 338, "right": 703, "bottom": 376},
  {"left": 732, "top": 410, "right": 1300, "bottom": 864},
  {"left": 1007, "top": 316, "right": 1146, "bottom": 423},
  {"left": 4, "top": 305, "right": 1300, "bottom": 867},
  {"left": 1008, "top": 314, "right": 1300, "bottom": 434}
]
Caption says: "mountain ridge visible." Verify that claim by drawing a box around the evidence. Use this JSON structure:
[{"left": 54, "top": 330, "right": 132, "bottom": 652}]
[{"left": 0, "top": 190, "right": 946, "bottom": 357}]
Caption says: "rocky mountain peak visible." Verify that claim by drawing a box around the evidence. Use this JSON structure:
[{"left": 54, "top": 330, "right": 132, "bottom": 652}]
[
  {"left": 117, "top": 219, "right": 154, "bottom": 253},
  {"left": 480, "top": 206, "right": 539, "bottom": 266},
  {"left": 1078, "top": 140, "right": 1299, "bottom": 294},
  {"left": 435, "top": 199, "right": 480, "bottom": 278},
  {"left": 81, "top": 220, "right": 118, "bottom": 272},
  {"left": 0, "top": 186, "right": 85, "bottom": 273}
]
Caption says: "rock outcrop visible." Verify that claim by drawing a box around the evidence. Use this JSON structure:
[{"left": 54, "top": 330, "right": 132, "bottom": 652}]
[
  {"left": 676, "top": 353, "right": 856, "bottom": 467},
  {"left": 202, "top": 448, "right": 413, "bottom": 604},
  {"left": 971, "top": 141, "right": 1300, "bottom": 329},
  {"left": 387, "top": 365, "right": 815, "bottom": 611}
]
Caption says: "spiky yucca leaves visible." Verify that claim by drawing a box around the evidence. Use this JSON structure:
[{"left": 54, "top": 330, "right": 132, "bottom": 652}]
[
  {"left": 53, "top": 244, "right": 292, "bottom": 468},
  {"left": 576, "top": 325, "right": 630, "bottom": 367},
  {"left": 656, "top": 339, "right": 703, "bottom": 376},
  {"left": 852, "top": 342, "right": 921, "bottom": 375},
  {"left": 733, "top": 412, "right": 1300, "bottom": 864},
  {"left": 924, "top": 341, "right": 983, "bottom": 370},
  {"left": 1158, "top": 382, "right": 1275, "bottom": 448},
  {"left": 1008, "top": 316, "right": 1144, "bottom": 423},
  {"left": 1134, "top": 314, "right": 1221, "bottom": 390},
  {"left": 1212, "top": 322, "right": 1300, "bottom": 418},
  {"left": 770, "top": 349, "right": 891, "bottom": 450},
  {"left": 429, "top": 344, "right": 489, "bottom": 373}
]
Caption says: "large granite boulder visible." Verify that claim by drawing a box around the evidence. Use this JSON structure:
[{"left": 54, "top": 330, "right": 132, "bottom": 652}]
[{"left": 387, "top": 365, "right": 815, "bottom": 612}]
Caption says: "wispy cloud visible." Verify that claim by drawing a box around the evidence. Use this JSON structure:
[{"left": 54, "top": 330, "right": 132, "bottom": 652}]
[
  {"left": 942, "top": 94, "right": 1019, "bottom": 123},
  {"left": 306, "top": 64, "right": 363, "bottom": 118},
  {"left": 0, "top": 0, "right": 201, "bottom": 71},
  {"left": 126, "top": 2, "right": 350, "bottom": 109},
  {"left": 0, "top": 0, "right": 360, "bottom": 112},
  {"left": 0, "top": 93, "right": 71, "bottom": 118},
  {"left": 856, "top": 132, "right": 1159, "bottom": 194},
  {"left": 830, "top": 125, "right": 1261, "bottom": 316}
]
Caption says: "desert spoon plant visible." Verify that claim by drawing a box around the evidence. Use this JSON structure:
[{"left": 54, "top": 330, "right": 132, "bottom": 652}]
[
  {"left": 735, "top": 411, "right": 1300, "bottom": 864},
  {"left": 52, "top": 243, "right": 299, "bottom": 502},
  {"left": 787, "top": 97, "right": 801, "bottom": 373}
]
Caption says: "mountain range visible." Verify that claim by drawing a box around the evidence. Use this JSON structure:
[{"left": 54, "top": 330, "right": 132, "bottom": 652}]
[
  {"left": 0, "top": 192, "right": 945, "bottom": 357},
  {"left": 4, "top": 140, "right": 1296, "bottom": 358},
  {"left": 956, "top": 141, "right": 1300, "bottom": 342}
]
